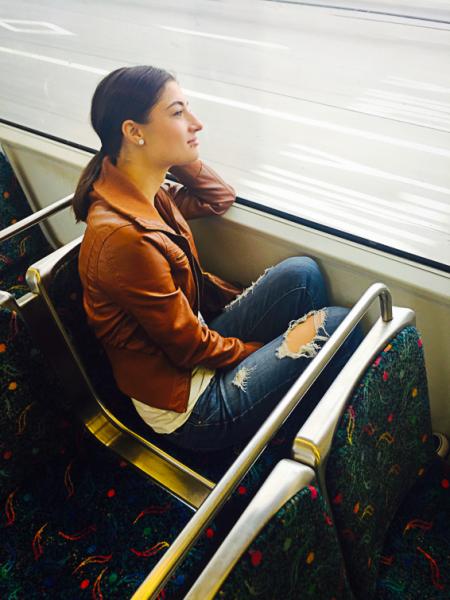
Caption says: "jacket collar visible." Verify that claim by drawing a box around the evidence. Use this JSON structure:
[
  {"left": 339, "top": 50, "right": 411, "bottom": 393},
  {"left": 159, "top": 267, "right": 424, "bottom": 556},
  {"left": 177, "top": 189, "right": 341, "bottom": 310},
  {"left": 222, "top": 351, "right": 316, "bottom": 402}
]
[{"left": 92, "top": 156, "right": 174, "bottom": 234}]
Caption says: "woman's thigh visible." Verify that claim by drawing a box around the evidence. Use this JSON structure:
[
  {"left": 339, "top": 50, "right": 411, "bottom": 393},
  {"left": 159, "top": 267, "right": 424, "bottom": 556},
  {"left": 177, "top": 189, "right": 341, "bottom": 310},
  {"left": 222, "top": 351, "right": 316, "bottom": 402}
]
[
  {"left": 209, "top": 256, "right": 329, "bottom": 343},
  {"left": 168, "top": 306, "right": 363, "bottom": 451}
]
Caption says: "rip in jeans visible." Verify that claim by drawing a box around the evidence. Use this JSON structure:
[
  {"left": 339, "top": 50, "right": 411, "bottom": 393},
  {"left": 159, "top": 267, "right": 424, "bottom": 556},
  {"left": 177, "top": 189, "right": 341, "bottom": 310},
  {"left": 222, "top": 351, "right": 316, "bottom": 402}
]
[
  {"left": 231, "top": 309, "right": 328, "bottom": 392},
  {"left": 276, "top": 308, "right": 329, "bottom": 360},
  {"left": 224, "top": 266, "right": 273, "bottom": 312},
  {"left": 232, "top": 365, "right": 256, "bottom": 391}
]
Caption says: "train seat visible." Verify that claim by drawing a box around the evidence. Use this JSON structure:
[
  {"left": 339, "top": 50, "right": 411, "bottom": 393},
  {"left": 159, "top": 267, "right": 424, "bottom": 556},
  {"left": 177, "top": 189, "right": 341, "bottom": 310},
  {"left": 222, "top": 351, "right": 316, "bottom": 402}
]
[
  {"left": 24, "top": 238, "right": 301, "bottom": 509},
  {"left": 183, "top": 459, "right": 353, "bottom": 599},
  {"left": 0, "top": 278, "right": 344, "bottom": 599},
  {"left": 0, "top": 151, "right": 51, "bottom": 294},
  {"left": 294, "top": 314, "right": 449, "bottom": 598}
]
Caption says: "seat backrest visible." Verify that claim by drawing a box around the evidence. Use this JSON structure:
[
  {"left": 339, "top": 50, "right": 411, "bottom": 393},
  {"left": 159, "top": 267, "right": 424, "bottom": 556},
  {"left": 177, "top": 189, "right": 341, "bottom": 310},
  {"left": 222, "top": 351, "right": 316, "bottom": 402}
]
[
  {"left": 25, "top": 240, "right": 219, "bottom": 508},
  {"left": 47, "top": 238, "right": 129, "bottom": 417},
  {"left": 184, "top": 459, "right": 353, "bottom": 599},
  {"left": 325, "top": 326, "right": 435, "bottom": 598},
  {"left": 0, "top": 152, "right": 51, "bottom": 294}
]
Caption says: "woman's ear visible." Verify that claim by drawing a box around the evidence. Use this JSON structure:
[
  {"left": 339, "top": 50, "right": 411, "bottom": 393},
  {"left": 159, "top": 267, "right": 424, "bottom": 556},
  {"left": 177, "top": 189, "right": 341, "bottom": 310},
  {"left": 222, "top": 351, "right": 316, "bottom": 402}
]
[{"left": 121, "top": 120, "right": 143, "bottom": 145}]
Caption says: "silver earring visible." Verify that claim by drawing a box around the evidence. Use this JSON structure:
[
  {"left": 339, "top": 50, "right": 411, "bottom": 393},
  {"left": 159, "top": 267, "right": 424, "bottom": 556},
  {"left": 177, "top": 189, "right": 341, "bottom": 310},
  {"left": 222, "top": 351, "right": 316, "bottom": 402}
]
[{"left": 138, "top": 139, "right": 145, "bottom": 146}]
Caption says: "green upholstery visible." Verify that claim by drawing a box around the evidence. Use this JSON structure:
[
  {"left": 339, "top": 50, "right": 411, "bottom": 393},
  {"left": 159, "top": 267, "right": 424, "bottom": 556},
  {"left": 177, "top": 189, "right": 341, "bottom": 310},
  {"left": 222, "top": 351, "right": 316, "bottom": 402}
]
[
  {"left": 325, "top": 327, "right": 439, "bottom": 598},
  {"left": 218, "top": 482, "right": 354, "bottom": 599},
  {"left": 0, "top": 152, "right": 51, "bottom": 295}
]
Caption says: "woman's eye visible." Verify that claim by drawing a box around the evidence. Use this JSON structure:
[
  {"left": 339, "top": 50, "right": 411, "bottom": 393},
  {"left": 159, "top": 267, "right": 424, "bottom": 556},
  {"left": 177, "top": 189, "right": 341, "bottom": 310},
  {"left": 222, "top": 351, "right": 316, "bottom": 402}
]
[{"left": 173, "top": 110, "right": 183, "bottom": 117}]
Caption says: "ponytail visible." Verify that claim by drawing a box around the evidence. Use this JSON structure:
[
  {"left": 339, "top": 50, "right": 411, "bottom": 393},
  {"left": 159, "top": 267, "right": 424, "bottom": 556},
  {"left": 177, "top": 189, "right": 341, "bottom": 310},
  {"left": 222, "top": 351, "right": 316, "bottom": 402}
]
[{"left": 72, "top": 150, "right": 104, "bottom": 222}]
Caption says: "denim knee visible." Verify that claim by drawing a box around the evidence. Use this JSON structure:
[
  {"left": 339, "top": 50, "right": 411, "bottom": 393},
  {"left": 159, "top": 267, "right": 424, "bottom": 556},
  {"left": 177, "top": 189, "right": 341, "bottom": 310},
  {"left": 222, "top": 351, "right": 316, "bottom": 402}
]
[
  {"left": 277, "top": 256, "right": 328, "bottom": 308},
  {"left": 325, "top": 306, "right": 364, "bottom": 357}
]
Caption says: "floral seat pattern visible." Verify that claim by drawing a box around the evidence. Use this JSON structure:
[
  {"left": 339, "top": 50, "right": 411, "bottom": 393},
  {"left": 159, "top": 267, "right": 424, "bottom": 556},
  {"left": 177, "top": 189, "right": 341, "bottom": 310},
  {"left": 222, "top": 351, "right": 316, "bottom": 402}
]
[
  {"left": 218, "top": 482, "right": 355, "bottom": 600},
  {"left": 326, "top": 326, "right": 437, "bottom": 598},
  {"left": 0, "top": 152, "right": 51, "bottom": 295}
]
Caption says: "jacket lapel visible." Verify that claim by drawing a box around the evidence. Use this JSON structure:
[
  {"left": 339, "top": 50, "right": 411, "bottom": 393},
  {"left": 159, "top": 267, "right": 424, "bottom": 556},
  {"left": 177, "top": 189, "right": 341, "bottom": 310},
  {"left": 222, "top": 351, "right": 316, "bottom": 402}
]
[{"left": 93, "top": 156, "right": 204, "bottom": 311}]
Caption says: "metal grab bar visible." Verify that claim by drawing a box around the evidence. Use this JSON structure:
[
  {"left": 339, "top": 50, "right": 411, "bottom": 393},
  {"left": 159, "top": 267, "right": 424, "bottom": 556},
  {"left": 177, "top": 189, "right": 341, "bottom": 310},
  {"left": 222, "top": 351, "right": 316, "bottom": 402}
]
[
  {"left": 0, "top": 194, "right": 73, "bottom": 243},
  {"left": 131, "top": 282, "right": 393, "bottom": 599}
]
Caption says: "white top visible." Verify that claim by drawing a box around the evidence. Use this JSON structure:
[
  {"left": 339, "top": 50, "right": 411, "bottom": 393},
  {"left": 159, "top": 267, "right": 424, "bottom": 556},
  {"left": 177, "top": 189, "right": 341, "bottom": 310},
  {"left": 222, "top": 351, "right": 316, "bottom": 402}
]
[
  {"left": 131, "top": 312, "right": 216, "bottom": 434},
  {"left": 132, "top": 365, "right": 215, "bottom": 434}
]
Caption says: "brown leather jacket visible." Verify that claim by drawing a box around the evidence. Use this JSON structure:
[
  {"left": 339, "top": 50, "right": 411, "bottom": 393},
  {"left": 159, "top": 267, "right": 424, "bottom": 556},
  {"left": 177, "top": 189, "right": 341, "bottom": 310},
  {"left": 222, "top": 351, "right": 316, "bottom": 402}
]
[{"left": 79, "top": 157, "right": 262, "bottom": 412}]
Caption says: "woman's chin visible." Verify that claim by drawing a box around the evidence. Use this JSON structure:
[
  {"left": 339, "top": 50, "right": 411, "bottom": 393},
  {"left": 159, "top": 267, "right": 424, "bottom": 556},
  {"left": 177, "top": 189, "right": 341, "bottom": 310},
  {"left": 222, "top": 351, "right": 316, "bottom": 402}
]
[{"left": 183, "top": 150, "right": 200, "bottom": 163}]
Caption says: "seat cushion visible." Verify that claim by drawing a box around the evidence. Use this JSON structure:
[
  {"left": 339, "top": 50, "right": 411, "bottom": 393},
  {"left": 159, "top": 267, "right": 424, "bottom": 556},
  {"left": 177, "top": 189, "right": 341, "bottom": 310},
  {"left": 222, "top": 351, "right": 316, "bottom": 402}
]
[{"left": 376, "top": 457, "right": 450, "bottom": 599}]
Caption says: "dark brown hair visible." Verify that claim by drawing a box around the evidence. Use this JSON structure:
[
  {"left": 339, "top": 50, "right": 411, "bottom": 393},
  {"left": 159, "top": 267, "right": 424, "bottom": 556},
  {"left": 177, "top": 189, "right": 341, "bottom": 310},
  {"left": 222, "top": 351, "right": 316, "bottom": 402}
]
[{"left": 72, "top": 65, "right": 175, "bottom": 222}]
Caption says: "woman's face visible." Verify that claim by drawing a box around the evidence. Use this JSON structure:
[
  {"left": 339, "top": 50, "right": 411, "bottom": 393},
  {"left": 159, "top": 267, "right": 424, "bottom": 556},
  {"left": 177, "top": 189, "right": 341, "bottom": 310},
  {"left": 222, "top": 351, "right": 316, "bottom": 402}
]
[{"left": 138, "top": 80, "right": 203, "bottom": 168}]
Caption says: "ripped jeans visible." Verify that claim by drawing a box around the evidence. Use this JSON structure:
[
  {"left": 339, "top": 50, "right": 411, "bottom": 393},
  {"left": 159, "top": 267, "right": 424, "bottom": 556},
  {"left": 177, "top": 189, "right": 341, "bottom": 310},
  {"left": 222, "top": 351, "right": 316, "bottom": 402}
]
[{"left": 167, "top": 256, "right": 363, "bottom": 451}]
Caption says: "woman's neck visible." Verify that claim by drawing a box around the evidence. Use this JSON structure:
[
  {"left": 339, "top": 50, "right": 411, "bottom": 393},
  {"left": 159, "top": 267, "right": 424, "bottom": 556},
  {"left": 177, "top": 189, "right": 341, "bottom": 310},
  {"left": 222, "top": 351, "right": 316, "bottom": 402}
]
[{"left": 115, "top": 156, "right": 166, "bottom": 205}]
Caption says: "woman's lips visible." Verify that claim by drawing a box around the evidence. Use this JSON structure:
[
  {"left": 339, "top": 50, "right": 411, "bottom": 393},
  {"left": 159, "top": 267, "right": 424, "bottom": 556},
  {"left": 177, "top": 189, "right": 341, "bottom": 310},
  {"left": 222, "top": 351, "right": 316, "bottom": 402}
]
[{"left": 188, "top": 139, "right": 199, "bottom": 146}]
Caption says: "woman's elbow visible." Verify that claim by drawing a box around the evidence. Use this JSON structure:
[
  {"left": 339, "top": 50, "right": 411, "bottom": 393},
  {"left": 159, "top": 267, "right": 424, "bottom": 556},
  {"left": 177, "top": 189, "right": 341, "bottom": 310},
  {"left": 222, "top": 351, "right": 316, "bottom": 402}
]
[{"left": 214, "top": 186, "right": 236, "bottom": 215}]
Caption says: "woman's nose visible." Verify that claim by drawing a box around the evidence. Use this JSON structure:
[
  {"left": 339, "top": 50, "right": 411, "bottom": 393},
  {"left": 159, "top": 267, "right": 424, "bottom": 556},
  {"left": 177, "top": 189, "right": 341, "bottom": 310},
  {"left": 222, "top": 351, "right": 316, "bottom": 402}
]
[{"left": 190, "top": 113, "right": 203, "bottom": 131}]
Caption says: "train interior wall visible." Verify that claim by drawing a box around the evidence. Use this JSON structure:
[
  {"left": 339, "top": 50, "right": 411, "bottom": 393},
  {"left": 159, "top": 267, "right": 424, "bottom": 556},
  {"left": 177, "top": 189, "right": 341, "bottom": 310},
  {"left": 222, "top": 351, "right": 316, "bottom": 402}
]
[{"left": 1, "top": 125, "right": 448, "bottom": 437}]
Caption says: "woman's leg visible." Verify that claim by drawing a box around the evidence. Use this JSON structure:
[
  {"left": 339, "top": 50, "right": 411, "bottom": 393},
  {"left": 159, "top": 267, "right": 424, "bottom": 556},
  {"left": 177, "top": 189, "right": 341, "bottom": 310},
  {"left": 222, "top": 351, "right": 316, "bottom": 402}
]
[
  {"left": 168, "top": 306, "right": 363, "bottom": 451},
  {"left": 209, "top": 256, "right": 329, "bottom": 343}
]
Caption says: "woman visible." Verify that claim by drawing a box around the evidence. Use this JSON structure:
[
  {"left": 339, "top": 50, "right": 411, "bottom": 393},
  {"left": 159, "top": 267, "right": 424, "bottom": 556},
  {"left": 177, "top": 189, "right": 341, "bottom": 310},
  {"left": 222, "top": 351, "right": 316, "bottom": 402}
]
[{"left": 73, "top": 65, "right": 361, "bottom": 452}]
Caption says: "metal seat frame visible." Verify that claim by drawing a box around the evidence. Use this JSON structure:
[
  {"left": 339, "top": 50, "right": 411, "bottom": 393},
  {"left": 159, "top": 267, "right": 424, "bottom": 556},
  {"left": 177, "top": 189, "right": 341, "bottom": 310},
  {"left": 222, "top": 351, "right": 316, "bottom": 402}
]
[
  {"left": 292, "top": 302, "right": 415, "bottom": 498},
  {"left": 25, "top": 237, "right": 217, "bottom": 508}
]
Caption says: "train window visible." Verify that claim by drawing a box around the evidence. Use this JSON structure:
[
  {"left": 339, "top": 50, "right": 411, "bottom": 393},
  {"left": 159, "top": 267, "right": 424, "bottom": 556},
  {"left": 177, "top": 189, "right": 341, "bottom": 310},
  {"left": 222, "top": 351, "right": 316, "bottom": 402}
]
[{"left": 0, "top": 0, "right": 449, "bottom": 270}]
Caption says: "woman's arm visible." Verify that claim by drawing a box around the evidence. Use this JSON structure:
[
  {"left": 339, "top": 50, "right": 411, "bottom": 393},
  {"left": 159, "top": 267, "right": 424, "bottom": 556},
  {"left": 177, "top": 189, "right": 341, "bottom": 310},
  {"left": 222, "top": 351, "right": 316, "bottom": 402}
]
[
  {"left": 165, "top": 160, "right": 236, "bottom": 220},
  {"left": 100, "top": 228, "right": 261, "bottom": 370}
]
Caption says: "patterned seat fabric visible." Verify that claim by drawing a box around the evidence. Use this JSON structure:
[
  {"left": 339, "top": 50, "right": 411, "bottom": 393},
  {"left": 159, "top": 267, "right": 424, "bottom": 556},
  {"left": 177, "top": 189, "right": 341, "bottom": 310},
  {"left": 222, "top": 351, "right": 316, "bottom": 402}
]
[
  {"left": 218, "top": 483, "right": 355, "bottom": 600},
  {"left": 0, "top": 304, "right": 320, "bottom": 599},
  {"left": 0, "top": 152, "right": 51, "bottom": 295},
  {"left": 0, "top": 306, "right": 227, "bottom": 599},
  {"left": 325, "top": 327, "right": 437, "bottom": 599},
  {"left": 376, "top": 457, "right": 449, "bottom": 599}
]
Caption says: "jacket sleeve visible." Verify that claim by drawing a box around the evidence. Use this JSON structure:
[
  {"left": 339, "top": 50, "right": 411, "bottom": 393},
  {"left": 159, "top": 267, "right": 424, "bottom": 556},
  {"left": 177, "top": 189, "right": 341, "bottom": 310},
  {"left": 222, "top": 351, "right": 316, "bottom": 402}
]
[
  {"left": 165, "top": 160, "right": 236, "bottom": 220},
  {"left": 100, "top": 229, "right": 262, "bottom": 370}
]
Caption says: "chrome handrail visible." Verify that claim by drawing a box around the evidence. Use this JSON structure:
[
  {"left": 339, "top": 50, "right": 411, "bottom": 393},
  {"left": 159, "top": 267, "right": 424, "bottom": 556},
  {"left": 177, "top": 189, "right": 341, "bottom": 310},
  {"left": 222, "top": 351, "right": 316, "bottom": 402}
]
[
  {"left": 185, "top": 460, "right": 316, "bottom": 599},
  {"left": 0, "top": 194, "right": 73, "bottom": 243},
  {"left": 131, "top": 282, "right": 393, "bottom": 599}
]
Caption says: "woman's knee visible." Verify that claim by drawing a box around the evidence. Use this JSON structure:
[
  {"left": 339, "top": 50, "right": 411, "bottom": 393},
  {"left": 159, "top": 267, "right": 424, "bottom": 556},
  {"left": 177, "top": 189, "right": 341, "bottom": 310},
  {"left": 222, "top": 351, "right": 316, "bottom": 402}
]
[
  {"left": 325, "top": 306, "right": 364, "bottom": 353},
  {"left": 276, "top": 305, "right": 363, "bottom": 360},
  {"left": 275, "top": 256, "right": 324, "bottom": 286},
  {"left": 276, "top": 308, "right": 328, "bottom": 359},
  {"left": 276, "top": 256, "right": 328, "bottom": 307},
  {"left": 279, "top": 255, "right": 321, "bottom": 276}
]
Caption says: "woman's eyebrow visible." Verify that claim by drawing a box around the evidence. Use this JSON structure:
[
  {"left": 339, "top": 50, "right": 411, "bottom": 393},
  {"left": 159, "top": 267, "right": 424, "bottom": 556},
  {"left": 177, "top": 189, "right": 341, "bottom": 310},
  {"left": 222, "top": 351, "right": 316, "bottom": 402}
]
[{"left": 166, "top": 100, "right": 189, "bottom": 110}]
